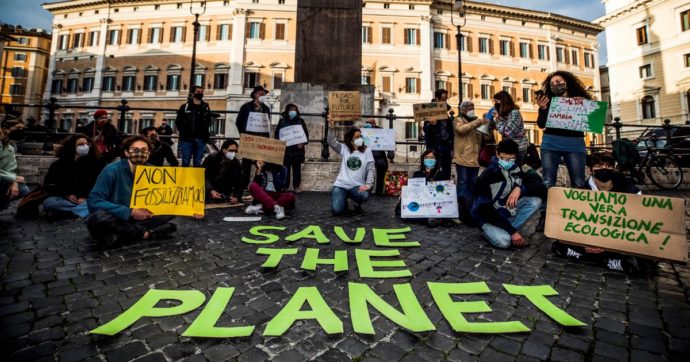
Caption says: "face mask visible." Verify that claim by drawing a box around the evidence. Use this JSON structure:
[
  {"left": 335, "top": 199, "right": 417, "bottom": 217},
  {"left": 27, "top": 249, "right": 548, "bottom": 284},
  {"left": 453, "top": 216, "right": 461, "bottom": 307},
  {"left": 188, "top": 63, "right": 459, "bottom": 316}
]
[
  {"left": 225, "top": 151, "right": 236, "bottom": 160},
  {"left": 423, "top": 159, "right": 437, "bottom": 169},
  {"left": 128, "top": 151, "right": 149, "bottom": 165},
  {"left": 498, "top": 159, "right": 515, "bottom": 170},
  {"left": 288, "top": 111, "right": 297, "bottom": 119},
  {"left": 364, "top": 123, "right": 372, "bottom": 128},
  {"left": 466, "top": 111, "right": 476, "bottom": 118},
  {"left": 593, "top": 169, "right": 615, "bottom": 183},
  {"left": 258, "top": 95, "right": 267, "bottom": 103},
  {"left": 193, "top": 93, "right": 204, "bottom": 100},
  {"left": 76, "top": 144, "right": 90, "bottom": 156},
  {"left": 550, "top": 83, "right": 567, "bottom": 96},
  {"left": 353, "top": 138, "right": 364, "bottom": 147},
  {"left": 149, "top": 135, "right": 158, "bottom": 141},
  {"left": 8, "top": 129, "right": 24, "bottom": 141}
]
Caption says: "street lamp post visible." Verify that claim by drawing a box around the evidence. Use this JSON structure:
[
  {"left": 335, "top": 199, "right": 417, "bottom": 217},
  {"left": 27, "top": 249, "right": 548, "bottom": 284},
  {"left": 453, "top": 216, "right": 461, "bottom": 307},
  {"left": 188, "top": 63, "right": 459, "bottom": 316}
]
[
  {"left": 189, "top": 1, "right": 207, "bottom": 99},
  {"left": 450, "top": 0, "right": 466, "bottom": 102}
]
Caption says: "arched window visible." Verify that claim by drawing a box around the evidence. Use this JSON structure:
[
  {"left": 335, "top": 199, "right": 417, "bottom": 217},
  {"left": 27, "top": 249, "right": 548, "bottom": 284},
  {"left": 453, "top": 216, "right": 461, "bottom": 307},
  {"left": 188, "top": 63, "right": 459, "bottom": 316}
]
[{"left": 641, "top": 95, "right": 656, "bottom": 119}]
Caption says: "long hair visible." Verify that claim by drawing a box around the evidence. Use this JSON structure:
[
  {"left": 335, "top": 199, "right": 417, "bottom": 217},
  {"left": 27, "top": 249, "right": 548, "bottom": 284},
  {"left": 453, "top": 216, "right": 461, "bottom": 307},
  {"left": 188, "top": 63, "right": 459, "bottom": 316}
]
[
  {"left": 344, "top": 128, "right": 365, "bottom": 153},
  {"left": 57, "top": 134, "right": 100, "bottom": 160},
  {"left": 492, "top": 90, "right": 519, "bottom": 118},
  {"left": 419, "top": 149, "right": 440, "bottom": 174},
  {"left": 541, "top": 70, "right": 592, "bottom": 100}
]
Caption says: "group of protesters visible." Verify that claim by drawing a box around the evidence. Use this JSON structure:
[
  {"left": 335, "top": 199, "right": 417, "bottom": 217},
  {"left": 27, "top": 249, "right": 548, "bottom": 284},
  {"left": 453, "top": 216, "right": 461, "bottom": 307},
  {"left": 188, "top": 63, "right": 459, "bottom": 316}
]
[{"left": 0, "top": 70, "right": 648, "bottom": 274}]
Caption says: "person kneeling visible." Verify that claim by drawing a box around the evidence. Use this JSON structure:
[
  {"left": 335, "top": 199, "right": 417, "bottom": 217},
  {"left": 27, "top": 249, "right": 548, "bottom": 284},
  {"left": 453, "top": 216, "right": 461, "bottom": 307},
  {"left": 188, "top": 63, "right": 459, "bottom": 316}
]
[
  {"left": 86, "top": 136, "right": 176, "bottom": 248},
  {"left": 244, "top": 160, "right": 295, "bottom": 220},
  {"left": 472, "top": 139, "right": 542, "bottom": 249}
]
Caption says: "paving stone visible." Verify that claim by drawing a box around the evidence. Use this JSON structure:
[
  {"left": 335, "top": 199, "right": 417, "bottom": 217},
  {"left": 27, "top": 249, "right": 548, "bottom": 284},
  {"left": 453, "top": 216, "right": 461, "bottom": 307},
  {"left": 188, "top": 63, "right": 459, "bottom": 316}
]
[
  {"left": 105, "top": 341, "right": 148, "bottom": 362},
  {"left": 549, "top": 347, "right": 585, "bottom": 362},
  {"left": 202, "top": 344, "right": 239, "bottom": 360},
  {"left": 369, "top": 341, "right": 407, "bottom": 360},
  {"left": 521, "top": 341, "right": 551, "bottom": 360}
]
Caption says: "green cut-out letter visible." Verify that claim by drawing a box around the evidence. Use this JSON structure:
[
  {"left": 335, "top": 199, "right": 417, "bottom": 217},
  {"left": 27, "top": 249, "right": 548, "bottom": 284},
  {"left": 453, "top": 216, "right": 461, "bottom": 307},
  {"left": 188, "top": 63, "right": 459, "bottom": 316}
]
[
  {"left": 91, "top": 289, "right": 205, "bottom": 335},
  {"left": 301, "top": 248, "right": 348, "bottom": 272},
  {"left": 182, "top": 287, "right": 255, "bottom": 338},
  {"left": 333, "top": 226, "right": 366, "bottom": 244},
  {"left": 241, "top": 226, "right": 287, "bottom": 244},
  {"left": 256, "top": 248, "right": 299, "bottom": 268},
  {"left": 503, "top": 284, "right": 586, "bottom": 327},
  {"left": 263, "top": 287, "right": 343, "bottom": 336},
  {"left": 372, "top": 227, "right": 420, "bottom": 248},
  {"left": 285, "top": 225, "right": 330, "bottom": 244},
  {"left": 428, "top": 282, "right": 530, "bottom": 333},
  {"left": 349, "top": 282, "right": 435, "bottom": 334},
  {"left": 355, "top": 249, "right": 412, "bottom": 278}
]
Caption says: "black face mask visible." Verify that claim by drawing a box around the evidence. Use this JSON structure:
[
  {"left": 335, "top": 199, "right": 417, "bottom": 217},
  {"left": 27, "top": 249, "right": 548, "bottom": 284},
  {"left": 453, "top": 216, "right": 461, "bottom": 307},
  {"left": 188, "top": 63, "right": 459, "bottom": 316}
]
[
  {"left": 8, "top": 129, "right": 24, "bottom": 141},
  {"left": 593, "top": 169, "right": 615, "bottom": 183},
  {"left": 193, "top": 93, "right": 204, "bottom": 100}
]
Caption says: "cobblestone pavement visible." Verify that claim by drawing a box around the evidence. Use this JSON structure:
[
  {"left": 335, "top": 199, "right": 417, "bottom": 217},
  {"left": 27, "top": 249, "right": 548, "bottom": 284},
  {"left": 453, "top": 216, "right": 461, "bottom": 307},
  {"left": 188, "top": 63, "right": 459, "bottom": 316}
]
[{"left": 1, "top": 191, "right": 689, "bottom": 362}]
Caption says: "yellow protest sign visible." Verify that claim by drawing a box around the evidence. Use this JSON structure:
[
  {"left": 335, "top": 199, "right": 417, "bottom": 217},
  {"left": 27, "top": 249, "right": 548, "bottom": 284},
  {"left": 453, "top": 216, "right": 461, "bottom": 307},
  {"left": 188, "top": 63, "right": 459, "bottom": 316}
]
[
  {"left": 329, "top": 91, "right": 361, "bottom": 121},
  {"left": 130, "top": 166, "right": 205, "bottom": 217},
  {"left": 413, "top": 102, "right": 448, "bottom": 123},
  {"left": 545, "top": 187, "right": 687, "bottom": 262}
]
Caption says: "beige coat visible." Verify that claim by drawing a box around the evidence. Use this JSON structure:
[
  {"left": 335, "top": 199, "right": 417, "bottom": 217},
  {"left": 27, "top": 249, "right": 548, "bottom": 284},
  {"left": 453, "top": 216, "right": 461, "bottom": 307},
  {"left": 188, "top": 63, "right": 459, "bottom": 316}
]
[{"left": 452, "top": 116, "right": 489, "bottom": 167}]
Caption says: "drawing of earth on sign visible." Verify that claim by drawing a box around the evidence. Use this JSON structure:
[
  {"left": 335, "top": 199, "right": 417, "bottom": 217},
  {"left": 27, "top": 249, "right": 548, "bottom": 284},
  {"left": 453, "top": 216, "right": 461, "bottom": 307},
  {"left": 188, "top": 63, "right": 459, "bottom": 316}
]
[{"left": 407, "top": 202, "right": 420, "bottom": 212}]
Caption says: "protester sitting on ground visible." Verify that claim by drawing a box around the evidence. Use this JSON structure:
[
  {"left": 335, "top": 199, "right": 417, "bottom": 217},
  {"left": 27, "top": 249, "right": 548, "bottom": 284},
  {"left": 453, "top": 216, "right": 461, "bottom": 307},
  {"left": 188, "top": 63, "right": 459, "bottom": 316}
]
[
  {"left": 78, "top": 109, "right": 121, "bottom": 163},
  {"left": 472, "top": 139, "right": 542, "bottom": 249},
  {"left": 86, "top": 136, "right": 177, "bottom": 248},
  {"left": 244, "top": 160, "right": 295, "bottom": 220},
  {"left": 157, "top": 120, "right": 175, "bottom": 147},
  {"left": 0, "top": 120, "right": 28, "bottom": 209},
  {"left": 140, "top": 127, "right": 179, "bottom": 167},
  {"left": 275, "top": 103, "right": 309, "bottom": 193},
  {"left": 551, "top": 152, "right": 645, "bottom": 274},
  {"left": 43, "top": 134, "right": 106, "bottom": 219},
  {"left": 327, "top": 117, "right": 375, "bottom": 215},
  {"left": 202, "top": 139, "right": 243, "bottom": 204},
  {"left": 396, "top": 149, "right": 447, "bottom": 227}
]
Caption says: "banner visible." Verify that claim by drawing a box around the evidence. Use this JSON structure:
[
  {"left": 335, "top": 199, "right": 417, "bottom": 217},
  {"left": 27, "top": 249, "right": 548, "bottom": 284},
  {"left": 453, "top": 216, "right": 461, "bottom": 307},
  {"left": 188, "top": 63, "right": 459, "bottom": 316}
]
[
  {"left": 413, "top": 102, "right": 448, "bottom": 123},
  {"left": 361, "top": 128, "right": 396, "bottom": 151},
  {"left": 246, "top": 112, "right": 271, "bottom": 133},
  {"left": 329, "top": 91, "right": 361, "bottom": 121},
  {"left": 278, "top": 125, "right": 308, "bottom": 147},
  {"left": 238, "top": 133, "right": 286, "bottom": 165},
  {"left": 545, "top": 97, "right": 608, "bottom": 134},
  {"left": 545, "top": 187, "right": 687, "bottom": 262},
  {"left": 401, "top": 180, "right": 458, "bottom": 218},
  {"left": 130, "top": 166, "right": 205, "bottom": 216}
]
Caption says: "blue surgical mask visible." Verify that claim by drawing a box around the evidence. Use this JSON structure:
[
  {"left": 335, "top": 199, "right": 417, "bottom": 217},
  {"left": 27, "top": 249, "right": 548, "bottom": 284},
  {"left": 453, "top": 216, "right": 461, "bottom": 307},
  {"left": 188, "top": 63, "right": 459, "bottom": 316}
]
[
  {"left": 288, "top": 111, "right": 297, "bottom": 119},
  {"left": 498, "top": 159, "right": 515, "bottom": 170},
  {"left": 364, "top": 123, "right": 373, "bottom": 128},
  {"left": 423, "top": 159, "right": 437, "bottom": 169}
]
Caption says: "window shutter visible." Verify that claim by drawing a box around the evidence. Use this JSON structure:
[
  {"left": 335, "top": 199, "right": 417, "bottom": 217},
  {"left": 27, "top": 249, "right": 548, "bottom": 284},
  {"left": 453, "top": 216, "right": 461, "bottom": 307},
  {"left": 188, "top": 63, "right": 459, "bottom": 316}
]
[
  {"left": 205, "top": 27, "right": 211, "bottom": 41},
  {"left": 368, "top": 27, "right": 372, "bottom": 43},
  {"left": 416, "top": 78, "right": 421, "bottom": 94},
  {"left": 147, "top": 28, "right": 153, "bottom": 43},
  {"left": 404, "top": 30, "right": 409, "bottom": 44},
  {"left": 216, "top": 25, "right": 222, "bottom": 40},
  {"left": 490, "top": 85, "right": 495, "bottom": 96},
  {"left": 511, "top": 87, "right": 516, "bottom": 99},
  {"left": 445, "top": 33, "right": 450, "bottom": 49},
  {"left": 245, "top": 23, "right": 251, "bottom": 38},
  {"left": 510, "top": 41, "right": 515, "bottom": 57},
  {"left": 547, "top": 47, "right": 550, "bottom": 60},
  {"left": 564, "top": 49, "right": 570, "bottom": 64},
  {"left": 383, "top": 76, "right": 390, "bottom": 92},
  {"left": 529, "top": 43, "right": 534, "bottom": 58},
  {"left": 488, "top": 38, "right": 494, "bottom": 54},
  {"left": 170, "top": 28, "right": 175, "bottom": 42},
  {"left": 182, "top": 27, "right": 186, "bottom": 42},
  {"left": 158, "top": 29, "right": 163, "bottom": 43},
  {"left": 416, "top": 29, "right": 420, "bottom": 45},
  {"left": 259, "top": 23, "right": 265, "bottom": 39},
  {"left": 229, "top": 25, "right": 233, "bottom": 40},
  {"left": 467, "top": 35, "right": 472, "bottom": 52},
  {"left": 468, "top": 83, "right": 473, "bottom": 99},
  {"left": 447, "top": 82, "right": 453, "bottom": 96}
]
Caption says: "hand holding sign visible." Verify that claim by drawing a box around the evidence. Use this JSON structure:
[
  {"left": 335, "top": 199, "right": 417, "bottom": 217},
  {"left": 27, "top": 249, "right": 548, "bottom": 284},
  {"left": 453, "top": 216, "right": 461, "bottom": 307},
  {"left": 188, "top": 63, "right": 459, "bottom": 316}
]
[
  {"left": 329, "top": 91, "right": 361, "bottom": 122},
  {"left": 545, "top": 97, "right": 608, "bottom": 134},
  {"left": 130, "top": 166, "right": 206, "bottom": 217}
]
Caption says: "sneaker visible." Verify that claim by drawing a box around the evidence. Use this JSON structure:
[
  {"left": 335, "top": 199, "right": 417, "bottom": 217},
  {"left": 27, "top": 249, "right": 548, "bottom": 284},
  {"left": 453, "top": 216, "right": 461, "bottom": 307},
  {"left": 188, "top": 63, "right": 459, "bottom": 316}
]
[
  {"left": 427, "top": 218, "right": 441, "bottom": 228},
  {"left": 607, "top": 256, "right": 640, "bottom": 275},
  {"left": 245, "top": 204, "right": 264, "bottom": 215},
  {"left": 551, "top": 242, "right": 582, "bottom": 259},
  {"left": 274, "top": 205, "right": 286, "bottom": 220},
  {"left": 606, "top": 258, "right": 625, "bottom": 272},
  {"left": 148, "top": 223, "right": 177, "bottom": 240},
  {"left": 354, "top": 203, "right": 363, "bottom": 214},
  {"left": 96, "top": 233, "right": 119, "bottom": 248}
]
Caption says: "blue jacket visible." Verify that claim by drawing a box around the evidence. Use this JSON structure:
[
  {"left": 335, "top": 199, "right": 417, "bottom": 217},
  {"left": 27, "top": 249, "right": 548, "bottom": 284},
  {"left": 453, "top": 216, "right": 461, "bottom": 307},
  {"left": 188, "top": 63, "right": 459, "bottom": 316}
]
[
  {"left": 87, "top": 158, "right": 135, "bottom": 221},
  {"left": 471, "top": 157, "right": 526, "bottom": 232}
]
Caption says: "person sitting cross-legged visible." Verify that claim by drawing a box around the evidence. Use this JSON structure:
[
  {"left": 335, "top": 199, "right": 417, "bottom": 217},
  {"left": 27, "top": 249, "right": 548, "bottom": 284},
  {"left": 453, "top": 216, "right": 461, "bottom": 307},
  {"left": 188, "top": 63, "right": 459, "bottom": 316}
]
[
  {"left": 86, "top": 136, "right": 177, "bottom": 248},
  {"left": 472, "top": 139, "right": 542, "bottom": 249},
  {"left": 244, "top": 160, "right": 295, "bottom": 220},
  {"left": 202, "top": 139, "right": 243, "bottom": 204}
]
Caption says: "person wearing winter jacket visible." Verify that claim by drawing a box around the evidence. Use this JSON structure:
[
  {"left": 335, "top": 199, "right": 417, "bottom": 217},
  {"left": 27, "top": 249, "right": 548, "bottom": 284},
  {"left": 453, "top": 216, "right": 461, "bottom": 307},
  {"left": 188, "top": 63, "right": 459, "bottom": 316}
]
[
  {"left": 275, "top": 103, "right": 309, "bottom": 193},
  {"left": 175, "top": 86, "right": 212, "bottom": 167}
]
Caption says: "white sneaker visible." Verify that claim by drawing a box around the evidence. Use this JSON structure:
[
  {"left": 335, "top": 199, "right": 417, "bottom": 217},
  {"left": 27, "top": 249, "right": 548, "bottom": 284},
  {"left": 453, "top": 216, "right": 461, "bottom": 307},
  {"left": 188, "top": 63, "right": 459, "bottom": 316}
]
[
  {"left": 274, "top": 205, "right": 285, "bottom": 220},
  {"left": 244, "top": 204, "right": 264, "bottom": 215}
]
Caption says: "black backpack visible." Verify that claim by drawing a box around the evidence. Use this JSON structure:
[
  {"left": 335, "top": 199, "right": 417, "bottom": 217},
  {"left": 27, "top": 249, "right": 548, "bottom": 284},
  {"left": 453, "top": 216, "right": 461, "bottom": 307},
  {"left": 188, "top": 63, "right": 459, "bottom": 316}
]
[{"left": 612, "top": 138, "right": 640, "bottom": 172}]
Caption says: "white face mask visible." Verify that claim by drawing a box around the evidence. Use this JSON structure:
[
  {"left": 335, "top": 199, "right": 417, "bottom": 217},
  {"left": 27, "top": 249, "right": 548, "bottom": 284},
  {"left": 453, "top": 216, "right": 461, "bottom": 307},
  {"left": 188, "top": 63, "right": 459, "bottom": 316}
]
[
  {"left": 76, "top": 144, "right": 90, "bottom": 156},
  {"left": 225, "top": 151, "right": 236, "bottom": 160},
  {"left": 466, "top": 110, "right": 476, "bottom": 118},
  {"left": 258, "top": 95, "right": 267, "bottom": 104},
  {"left": 353, "top": 138, "right": 364, "bottom": 147}
]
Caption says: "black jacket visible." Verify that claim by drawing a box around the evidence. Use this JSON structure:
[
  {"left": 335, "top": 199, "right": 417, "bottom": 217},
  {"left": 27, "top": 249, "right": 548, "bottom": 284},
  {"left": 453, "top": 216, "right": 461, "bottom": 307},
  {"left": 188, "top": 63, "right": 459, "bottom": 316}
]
[
  {"left": 147, "top": 141, "right": 179, "bottom": 167},
  {"left": 202, "top": 152, "right": 243, "bottom": 198},
  {"left": 176, "top": 100, "right": 212, "bottom": 141},
  {"left": 411, "top": 168, "right": 444, "bottom": 182},
  {"left": 44, "top": 154, "right": 105, "bottom": 199},
  {"left": 275, "top": 116, "right": 309, "bottom": 162},
  {"left": 235, "top": 101, "right": 271, "bottom": 137}
]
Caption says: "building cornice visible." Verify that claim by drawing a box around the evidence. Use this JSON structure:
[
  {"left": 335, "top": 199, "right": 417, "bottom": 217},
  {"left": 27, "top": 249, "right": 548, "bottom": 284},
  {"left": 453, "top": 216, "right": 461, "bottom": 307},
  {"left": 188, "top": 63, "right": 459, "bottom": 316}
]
[{"left": 594, "top": 0, "right": 655, "bottom": 26}]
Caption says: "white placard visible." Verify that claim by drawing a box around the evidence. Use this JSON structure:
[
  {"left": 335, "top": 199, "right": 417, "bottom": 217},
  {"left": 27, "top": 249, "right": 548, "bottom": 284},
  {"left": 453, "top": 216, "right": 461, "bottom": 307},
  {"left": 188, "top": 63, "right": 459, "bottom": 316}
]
[
  {"left": 279, "top": 125, "right": 308, "bottom": 147},
  {"left": 223, "top": 216, "right": 263, "bottom": 222},
  {"left": 406, "top": 177, "right": 427, "bottom": 188},
  {"left": 246, "top": 112, "right": 270, "bottom": 133},
  {"left": 361, "top": 128, "right": 396, "bottom": 151},
  {"left": 401, "top": 180, "right": 458, "bottom": 218}
]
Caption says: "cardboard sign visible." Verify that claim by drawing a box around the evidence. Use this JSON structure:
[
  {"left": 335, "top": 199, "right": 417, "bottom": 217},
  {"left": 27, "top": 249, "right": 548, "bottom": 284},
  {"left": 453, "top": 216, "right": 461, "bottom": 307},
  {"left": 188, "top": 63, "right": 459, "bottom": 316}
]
[
  {"left": 361, "top": 128, "right": 396, "bottom": 151},
  {"left": 247, "top": 112, "right": 271, "bottom": 133},
  {"left": 545, "top": 97, "right": 608, "bottom": 134},
  {"left": 130, "top": 166, "right": 205, "bottom": 217},
  {"left": 413, "top": 102, "right": 448, "bottom": 123},
  {"left": 401, "top": 181, "right": 458, "bottom": 218},
  {"left": 279, "top": 125, "right": 308, "bottom": 147},
  {"left": 545, "top": 187, "right": 687, "bottom": 262},
  {"left": 238, "top": 133, "right": 286, "bottom": 165},
  {"left": 329, "top": 91, "right": 361, "bottom": 121}
]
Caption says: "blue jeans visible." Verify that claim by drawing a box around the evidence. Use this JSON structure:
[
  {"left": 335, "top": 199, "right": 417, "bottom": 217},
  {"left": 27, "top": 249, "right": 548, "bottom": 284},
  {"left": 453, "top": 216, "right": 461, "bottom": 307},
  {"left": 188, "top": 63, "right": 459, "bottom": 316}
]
[
  {"left": 541, "top": 150, "right": 586, "bottom": 188},
  {"left": 331, "top": 186, "right": 370, "bottom": 215},
  {"left": 43, "top": 196, "right": 90, "bottom": 218},
  {"left": 481, "top": 196, "right": 542, "bottom": 249},
  {"left": 180, "top": 138, "right": 206, "bottom": 167},
  {"left": 455, "top": 165, "right": 479, "bottom": 200}
]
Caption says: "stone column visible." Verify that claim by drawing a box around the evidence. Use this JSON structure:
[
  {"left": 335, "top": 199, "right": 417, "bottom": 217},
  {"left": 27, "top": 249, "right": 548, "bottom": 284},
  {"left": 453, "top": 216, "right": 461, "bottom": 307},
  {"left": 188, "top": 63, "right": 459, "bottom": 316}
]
[
  {"left": 43, "top": 24, "right": 61, "bottom": 101},
  {"left": 92, "top": 18, "right": 110, "bottom": 100},
  {"left": 419, "top": 15, "right": 434, "bottom": 100},
  {"left": 227, "top": 8, "right": 247, "bottom": 95}
]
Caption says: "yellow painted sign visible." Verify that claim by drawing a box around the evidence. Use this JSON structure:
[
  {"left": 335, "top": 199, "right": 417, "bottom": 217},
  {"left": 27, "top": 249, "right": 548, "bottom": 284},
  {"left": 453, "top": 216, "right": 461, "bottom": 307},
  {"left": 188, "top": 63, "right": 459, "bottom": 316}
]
[{"left": 130, "top": 166, "right": 205, "bottom": 216}]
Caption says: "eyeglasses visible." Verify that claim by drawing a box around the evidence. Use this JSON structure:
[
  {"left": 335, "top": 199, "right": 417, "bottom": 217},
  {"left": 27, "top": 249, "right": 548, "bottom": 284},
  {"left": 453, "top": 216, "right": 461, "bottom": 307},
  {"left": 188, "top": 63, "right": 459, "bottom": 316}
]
[{"left": 129, "top": 147, "right": 149, "bottom": 153}]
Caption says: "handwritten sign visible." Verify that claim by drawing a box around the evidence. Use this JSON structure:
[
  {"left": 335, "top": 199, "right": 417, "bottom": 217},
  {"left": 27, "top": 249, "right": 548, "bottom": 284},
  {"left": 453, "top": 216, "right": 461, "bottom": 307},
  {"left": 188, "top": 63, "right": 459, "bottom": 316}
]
[
  {"left": 545, "top": 187, "right": 687, "bottom": 262},
  {"left": 279, "top": 125, "right": 308, "bottom": 147},
  {"left": 238, "top": 133, "right": 286, "bottom": 165},
  {"left": 401, "top": 181, "right": 458, "bottom": 218},
  {"left": 130, "top": 166, "right": 205, "bottom": 216},
  {"left": 361, "top": 128, "right": 396, "bottom": 151},
  {"left": 329, "top": 91, "right": 361, "bottom": 121},
  {"left": 413, "top": 102, "right": 448, "bottom": 123},
  {"left": 247, "top": 112, "right": 270, "bottom": 133},
  {"left": 545, "top": 97, "right": 608, "bottom": 134}
]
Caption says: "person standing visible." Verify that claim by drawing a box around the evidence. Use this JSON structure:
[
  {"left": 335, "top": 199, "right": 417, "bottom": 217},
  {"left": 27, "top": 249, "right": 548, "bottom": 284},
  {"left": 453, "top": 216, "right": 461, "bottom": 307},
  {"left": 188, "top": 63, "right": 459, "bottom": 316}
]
[
  {"left": 453, "top": 100, "right": 489, "bottom": 221},
  {"left": 176, "top": 86, "right": 212, "bottom": 167},
  {"left": 423, "top": 89, "right": 454, "bottom": 180},
  {"left": 140, "top": 127, "right": 179, "bottom": 167},
  {"left": 275, "top": 103, "right": 309, "bottom": 193},
  {"left": 364, "top": 119, "right": 392, "bottom": 196},
  {"left": 235, "top": 85, "right": 271, "bottom": 192},
  {"left": 492, "top": 90, "right": 529, "bottom": 164},
  {"left": 79, "top": 109, "right": 121, "bottom": 163}
]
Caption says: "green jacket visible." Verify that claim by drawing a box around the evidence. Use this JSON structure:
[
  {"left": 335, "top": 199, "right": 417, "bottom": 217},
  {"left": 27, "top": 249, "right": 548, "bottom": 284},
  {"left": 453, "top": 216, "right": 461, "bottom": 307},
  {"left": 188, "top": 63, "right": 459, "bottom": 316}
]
[{"left": 0, "top": 144, "right": 18, "bottom": 183}]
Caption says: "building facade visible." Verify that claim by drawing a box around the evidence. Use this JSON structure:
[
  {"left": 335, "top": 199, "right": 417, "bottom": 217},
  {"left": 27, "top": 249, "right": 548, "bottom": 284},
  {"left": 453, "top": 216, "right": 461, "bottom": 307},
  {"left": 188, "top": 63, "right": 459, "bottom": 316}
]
[
  {"left": 0, "top": 24, "right": 52, "bottom": 122},
  {"left": 42, "top": 0, "right": 603, "bottom": 148},
  {"left": 596, "top": 0, "right": 690, "bottom": 133}
]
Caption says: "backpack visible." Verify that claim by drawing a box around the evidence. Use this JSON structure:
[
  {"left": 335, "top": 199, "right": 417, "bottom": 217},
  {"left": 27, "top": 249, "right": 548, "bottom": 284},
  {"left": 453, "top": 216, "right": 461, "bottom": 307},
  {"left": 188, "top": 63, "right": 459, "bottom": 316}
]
[{"left": 612, "top": 138, "right": 640, "bottom": 172}]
